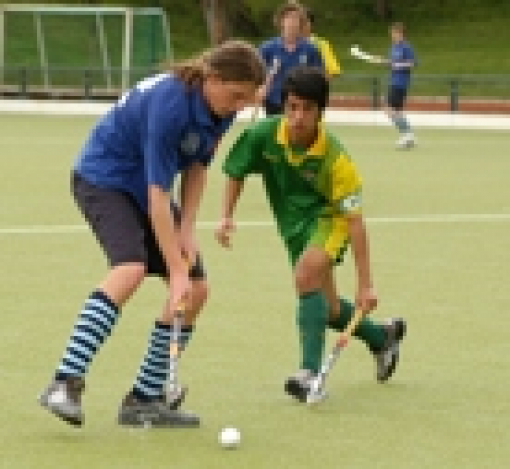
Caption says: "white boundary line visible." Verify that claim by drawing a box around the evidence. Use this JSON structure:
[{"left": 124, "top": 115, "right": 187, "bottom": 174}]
[
  {"left": 368, "top": 213, "right": 510, "bottom": 223},
  {"left": 1, "top": 214, "right": 509, "bottom": 235},
  {"left": 322, "top": 109, "right": 510, "bottom": 130},
  {"left": 1, "top": 99, "right": 510, "bottom": 130}
]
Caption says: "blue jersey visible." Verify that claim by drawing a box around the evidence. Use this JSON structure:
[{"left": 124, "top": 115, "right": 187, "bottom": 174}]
[
  {"left": 75, "top": 74, "right": 232, "bottom": 212},
  {"left": 389, "top": 41, "right": 416, "bottom": 89},
  {"left": 259, "top": 38, "right": 323, "bottom": 107}
]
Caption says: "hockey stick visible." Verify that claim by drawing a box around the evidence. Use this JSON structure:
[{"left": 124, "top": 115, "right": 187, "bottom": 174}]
[
  {"left": 306, "top": 308, "right": 364, "bottom": 405},
  {"left": 349, "top": 44, "right": 385, "bottom": 64},
  {"left": 166, "top": 259, "right": 192, "bottom": 399},
  {"left": 167, "top": 300, "right": 185, "bottom": 395}
]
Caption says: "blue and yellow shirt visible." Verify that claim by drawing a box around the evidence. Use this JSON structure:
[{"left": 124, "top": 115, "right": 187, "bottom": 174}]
[{"left": 259, "top": 38, "right": 324, "bottom": 108}]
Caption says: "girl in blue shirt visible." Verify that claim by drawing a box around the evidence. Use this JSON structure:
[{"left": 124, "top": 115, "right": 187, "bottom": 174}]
[
  {"left": 39, "top": 40, "right": 265, "bottom": 428},
  {"left": 258, "top": 1, "right": 323, "bottom": 115}
]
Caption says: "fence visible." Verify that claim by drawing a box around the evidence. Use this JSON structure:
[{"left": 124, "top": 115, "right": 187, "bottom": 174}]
[
  {"left": 1, "top": 66, "right": 510, "bottom": 113},
  {"left": 331, "top": 73, "right": 510, "bottom": 112}
]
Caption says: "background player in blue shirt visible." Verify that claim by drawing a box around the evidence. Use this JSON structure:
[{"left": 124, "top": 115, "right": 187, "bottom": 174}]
[
  {"left": 369, "top": 22, "right": 416, "bottom": 148},
  {"left": 258, "top": 1, "right": 323, "bottom": 115},
  {"left": 38, "top": 41, "right": 265, "bottom": 428},
  {"left": 383, "top": 22, "right": 416, "bottom": 149}
]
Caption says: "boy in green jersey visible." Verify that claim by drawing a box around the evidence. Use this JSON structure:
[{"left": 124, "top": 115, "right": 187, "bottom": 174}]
[{"left": 216, "top": 66, "right": 406, "bottom": 402}]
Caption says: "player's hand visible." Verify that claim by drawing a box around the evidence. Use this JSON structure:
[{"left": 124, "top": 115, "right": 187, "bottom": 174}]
[
  {"left": 170, "top": 265, "right": 192, "bottom": 312},
  {"left": 215, "top": 217, "right": 235, "bottom": 248},
  {"left": 179, "top": 225, "right": 198, "bottom": 266},
  {"left": 356, "top": 285, "right": 378, "bottom": 313}
]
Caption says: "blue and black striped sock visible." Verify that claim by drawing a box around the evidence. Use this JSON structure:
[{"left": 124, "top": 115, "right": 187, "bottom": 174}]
[
  {"left": 392, "top": 115, "right": 411, "bottom": 134},
  {"left": 177, "top": 325, "right": 194, "bottom": 354},
  {"left": 131, "top": 323, "right": 194, "bottom": 401},
  {"left": 55, "top": 290, "right": 119, "bottom": 381},
  {"left": 132, "top": 322, "right": 172, "bottom": 401}
]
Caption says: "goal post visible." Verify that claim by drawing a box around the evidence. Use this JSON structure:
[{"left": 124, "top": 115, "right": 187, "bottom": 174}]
[
  {"left": 0, "top": 5, "right": 6, "bottom": 86},
  {"left": 0, "top": 4, "right": 173, "bottom": 92},
  {"left": 123, "top": 6, "right": 133, "bottom": 91}
]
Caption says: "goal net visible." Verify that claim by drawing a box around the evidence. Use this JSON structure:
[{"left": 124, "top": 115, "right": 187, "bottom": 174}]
[{"left": 0, "top": 4, "right": 172, "bottom": 93}]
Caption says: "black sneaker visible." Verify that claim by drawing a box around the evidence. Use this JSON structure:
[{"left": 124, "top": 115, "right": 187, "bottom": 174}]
[
  {"left": 374, "top": 318, "right": 407, "bottom": 382},
  {"left": 38, "top": 377, "right": 85, "bottom": 427},
  {"left": 284, "top": 369, "right": 315, "bottom": 403},
  {"left": 118, "top": 393, "right": 200, "bottom": 428}
]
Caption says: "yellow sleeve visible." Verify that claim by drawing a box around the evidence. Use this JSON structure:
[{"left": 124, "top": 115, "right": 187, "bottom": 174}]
[
  {"left": 330, "top": 155, "right": 362, "bottom": 215},
  {"left": 316, "top": 37, "right": 342, "bottom": 76}
]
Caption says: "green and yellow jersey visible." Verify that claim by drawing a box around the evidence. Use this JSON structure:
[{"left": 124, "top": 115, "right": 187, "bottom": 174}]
[
  {"left": 310, "top": 35, "right": 341, "bottom": 77},
  {"left": 223, "top": 117, "right": 362, "bottom": 266}
]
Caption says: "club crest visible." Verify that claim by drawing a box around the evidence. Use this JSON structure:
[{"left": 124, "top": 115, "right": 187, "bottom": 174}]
[
  {"left": 180, "top": 132, "right": 201, "bottom": 155},
  {"left": 301, "top": 169, "right": 316, "bottom": 181}
]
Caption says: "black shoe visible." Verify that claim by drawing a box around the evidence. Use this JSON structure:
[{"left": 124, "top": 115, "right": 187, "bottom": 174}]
[
  {"left": 118, "top": 393, "right": 200, "bottom": 428},
  {"left": 38, "top": 377, "right": 85, "bottom": 427},
  {"left": 284, "top": 369, "right": 315, "bottom": 403},
  {"left": 374, "top": 318, "right": 407, "bottom": 382}
]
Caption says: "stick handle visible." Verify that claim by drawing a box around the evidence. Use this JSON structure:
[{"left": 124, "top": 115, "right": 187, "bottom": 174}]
[
  {"left": 307, "top": 308, "right": 366, "bottom": 404},
  {"left": 168, "top": 258, "right": 191, "bottom": 381},
  {"left": 169, "top": 307, "right": 184, "bottom": 356},
  {"left": 336, "top": 308, "right": 364, "bottom": 346}
]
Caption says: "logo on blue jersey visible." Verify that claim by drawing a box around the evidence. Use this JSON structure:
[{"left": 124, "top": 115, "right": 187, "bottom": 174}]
[
  {"left": 299, "top": 54, "right": 308, "bottom": 64},
  {"left": 180, "top": 132, "right": 201, "bottom": 156}
]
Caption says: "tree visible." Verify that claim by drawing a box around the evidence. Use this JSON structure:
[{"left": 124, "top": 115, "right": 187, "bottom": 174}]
[
  {"left": 374, "top": 0, "right": 391, "bottom": 20},
  {"left": 201, "top": 0, "right": 231, "bottom": 45}
]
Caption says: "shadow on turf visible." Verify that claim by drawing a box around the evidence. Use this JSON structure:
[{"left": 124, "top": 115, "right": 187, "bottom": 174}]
[{"left": 298, "top": 381, "right": 414, "bottom": 414}]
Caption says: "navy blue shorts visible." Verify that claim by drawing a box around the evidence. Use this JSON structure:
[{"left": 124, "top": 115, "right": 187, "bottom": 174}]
[
  {"left": 71, "top": 172, "right": 206, "bottom": 279},
  {"left": 387, "top": 86, "right": 408, "bottom": 111}
]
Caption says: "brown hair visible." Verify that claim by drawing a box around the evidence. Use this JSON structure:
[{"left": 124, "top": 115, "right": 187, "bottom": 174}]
[
  {"left": 273, "top": 1, "right": 307, "bottom": 29},
  {"left": 391, "top": 22, "right": 406, "bottom": 36},
  {"left": 166, "top": 40, "right": 266, "bottom": 88}
]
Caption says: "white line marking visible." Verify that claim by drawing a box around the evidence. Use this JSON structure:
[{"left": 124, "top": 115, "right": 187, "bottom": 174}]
[
  {"left": 2, "top": 100, "right": 510, "bottom": 130},
  {"left": 368, "top": 214, "right": 510, "bottom": 223},
  {"left": 0, "top": 225, "right": 88, "bottom": 234},
  {"left": 1, "top": 214, "right": 509, "bottom": 235}
]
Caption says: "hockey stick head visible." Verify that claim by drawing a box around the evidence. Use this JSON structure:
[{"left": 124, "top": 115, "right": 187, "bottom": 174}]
[
  {"left": 350, "top": 44, "right": 361, "bottom": 57},
  {"left": 306, "top": 376, "right": 328, "bottom": 405}
]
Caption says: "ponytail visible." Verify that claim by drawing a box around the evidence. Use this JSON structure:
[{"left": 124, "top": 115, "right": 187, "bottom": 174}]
[{"left": 165, "top": 40, "right": 266, "bottom": 88}]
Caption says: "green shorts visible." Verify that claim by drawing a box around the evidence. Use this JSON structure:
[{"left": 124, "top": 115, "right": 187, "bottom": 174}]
[{"left": 284, "top": 216, "right": 350, "bottom": 267}]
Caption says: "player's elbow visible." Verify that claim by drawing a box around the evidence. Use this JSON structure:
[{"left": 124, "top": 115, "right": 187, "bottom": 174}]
[
  {"left": 227, "top": 175, "right": 246, "bottom": 188},
  {"left": 346, "top": 213, "right": 365, "bottom": 233}
]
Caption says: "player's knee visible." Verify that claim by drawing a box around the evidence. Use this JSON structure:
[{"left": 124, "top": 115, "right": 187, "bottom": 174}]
[
  {"left": 295, "top": 250, "right": 329, "bottom": 293},
  {"left": 119, "top": 262, "right": 147, "bottom": 289},
  {"left": 183, "top": 280, "right": 208, "bottom": 324},
  {"left": 295, "top": 268, "right": 323, "bottom": 293},
  {"left": 192, "top": 279, "right": 209, "bottom": 306}
]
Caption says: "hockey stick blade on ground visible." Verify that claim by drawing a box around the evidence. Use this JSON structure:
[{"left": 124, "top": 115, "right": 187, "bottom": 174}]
[{"left": 306, "top": 308, "right": 365, "bottom": 405}]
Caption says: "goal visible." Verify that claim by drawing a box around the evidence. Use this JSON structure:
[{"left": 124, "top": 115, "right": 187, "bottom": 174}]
[{"left": 0, "top": 4, "right": 172, "bottom": 92}]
